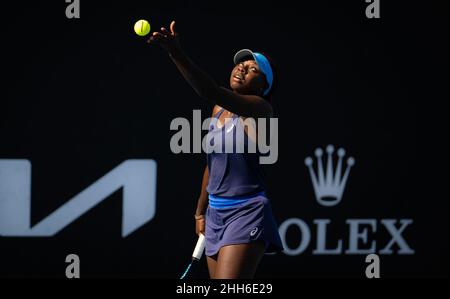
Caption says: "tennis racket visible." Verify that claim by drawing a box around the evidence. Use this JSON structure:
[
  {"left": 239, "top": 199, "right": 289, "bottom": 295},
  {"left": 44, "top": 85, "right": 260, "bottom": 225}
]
[{"left": 180, "top": 233, "right": 206, "bottom": 279}]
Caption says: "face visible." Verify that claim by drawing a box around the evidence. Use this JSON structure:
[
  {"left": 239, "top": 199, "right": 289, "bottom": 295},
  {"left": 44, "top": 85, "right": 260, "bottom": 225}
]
[{"left": 229, "top": 59, "right": 267, "bottom": 96}]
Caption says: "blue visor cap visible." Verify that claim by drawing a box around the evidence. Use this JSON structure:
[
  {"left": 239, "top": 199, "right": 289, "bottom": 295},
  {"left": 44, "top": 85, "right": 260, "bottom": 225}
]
[{"left": 233, "top": 49, "right": 274, "bottom": 96}]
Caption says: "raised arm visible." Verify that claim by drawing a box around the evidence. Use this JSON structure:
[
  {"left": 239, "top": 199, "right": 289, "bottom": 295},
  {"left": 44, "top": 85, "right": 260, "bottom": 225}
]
[{"left": 148, "top": 21, "right": 272, "bottom": 118}]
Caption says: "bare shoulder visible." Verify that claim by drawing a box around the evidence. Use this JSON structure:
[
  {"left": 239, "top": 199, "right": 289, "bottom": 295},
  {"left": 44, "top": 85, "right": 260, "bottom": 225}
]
[{"left": 212, "top": 105, "right": 223, "bottom": 117}]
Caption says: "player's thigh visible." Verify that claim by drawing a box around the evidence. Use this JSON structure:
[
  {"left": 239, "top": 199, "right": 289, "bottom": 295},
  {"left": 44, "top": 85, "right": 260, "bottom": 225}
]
[
  {"left": 214, "top": 242, "right": 265, "bottom": 279},
  {"left": 206, "top": 255, "right": 217, "bottom": 279}
]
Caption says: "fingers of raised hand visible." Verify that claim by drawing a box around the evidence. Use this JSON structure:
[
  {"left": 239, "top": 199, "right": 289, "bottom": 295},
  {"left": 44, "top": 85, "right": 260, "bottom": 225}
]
[{"left": 170, "top": 21, "right": 177, "bottom": 35}]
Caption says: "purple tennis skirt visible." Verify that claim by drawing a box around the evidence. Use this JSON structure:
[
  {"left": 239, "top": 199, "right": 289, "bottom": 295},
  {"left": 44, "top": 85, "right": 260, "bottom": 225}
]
[{"left": 205, "top": 192, "right": 284, "bottom": 257}]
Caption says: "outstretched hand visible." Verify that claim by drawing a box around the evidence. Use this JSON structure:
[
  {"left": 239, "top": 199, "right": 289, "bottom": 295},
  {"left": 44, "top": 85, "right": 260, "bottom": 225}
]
[{"left": 147, "top": 20, "right": 180, "bottom": 52}]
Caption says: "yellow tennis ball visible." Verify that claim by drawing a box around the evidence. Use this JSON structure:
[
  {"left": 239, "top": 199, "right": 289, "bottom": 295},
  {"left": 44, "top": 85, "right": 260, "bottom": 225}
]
[{"left": 134, "top": 19, "right": 151, "bottom": 36}]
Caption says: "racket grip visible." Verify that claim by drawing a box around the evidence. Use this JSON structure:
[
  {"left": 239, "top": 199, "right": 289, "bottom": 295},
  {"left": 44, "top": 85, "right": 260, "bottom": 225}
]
[{"left": 192, "top": 233, "right": 206, "bottom": 260}]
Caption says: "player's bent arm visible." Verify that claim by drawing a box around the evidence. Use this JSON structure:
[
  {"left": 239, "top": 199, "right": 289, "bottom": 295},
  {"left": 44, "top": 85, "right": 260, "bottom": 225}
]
[
  {"left": 194, "top": 165, "right": 208, "bottom": 236},
  {"left": 195, "top": 165, "right": 209, "bottom": 218},
  {"left": 168, "top": 47, "right": 273, "bottom": 119},
  {"left": 194, "top": 105, "right": 221, "bottom": 220}
]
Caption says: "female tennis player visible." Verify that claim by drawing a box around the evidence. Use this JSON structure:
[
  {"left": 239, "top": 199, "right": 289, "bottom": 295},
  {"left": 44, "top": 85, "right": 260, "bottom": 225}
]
[{"left": 148, "top": 21, "right": 283, "bottom": 279}]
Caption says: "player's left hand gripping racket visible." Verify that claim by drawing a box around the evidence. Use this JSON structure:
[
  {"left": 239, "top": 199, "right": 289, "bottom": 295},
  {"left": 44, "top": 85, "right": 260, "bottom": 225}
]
[{"left": 180, "top": 233, "right": 206, "bottom": 279}]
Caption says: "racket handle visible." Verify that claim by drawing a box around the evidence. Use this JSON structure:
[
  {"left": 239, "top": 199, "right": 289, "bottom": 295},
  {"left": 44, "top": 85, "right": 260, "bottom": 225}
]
[{"left": 192, "top": 233, "right": 206, "bottom": 260}]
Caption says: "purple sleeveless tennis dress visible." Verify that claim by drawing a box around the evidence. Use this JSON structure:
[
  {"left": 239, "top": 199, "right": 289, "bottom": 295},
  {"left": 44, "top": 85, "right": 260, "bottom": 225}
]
[{"left": 204, "top": 108, "right": 284, "bottom": 256}]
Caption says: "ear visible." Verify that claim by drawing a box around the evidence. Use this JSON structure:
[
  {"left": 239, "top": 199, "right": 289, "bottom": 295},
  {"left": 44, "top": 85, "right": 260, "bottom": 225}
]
[
  {"left": 260, "top": 79, "right": 268, "bottom": 96},
  {"left": 260, "top": 87, "right": 265, "bottom": 95}
]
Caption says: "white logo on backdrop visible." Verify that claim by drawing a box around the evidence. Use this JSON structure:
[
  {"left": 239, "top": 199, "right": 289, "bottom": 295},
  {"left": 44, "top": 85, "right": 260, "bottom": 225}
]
[
  {"left": 0, "top": 159, "right": 157, "bottom": 238},
  {"left": 304, "top": 145, "right": 355, "bottom": 207},
  {"left": 278, "top": 145, "right": 414, "bottom": 256}
]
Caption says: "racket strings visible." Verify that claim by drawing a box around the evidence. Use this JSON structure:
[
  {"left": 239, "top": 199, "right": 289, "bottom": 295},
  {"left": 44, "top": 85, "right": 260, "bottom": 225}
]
[{"left": 180, "top": 261, "right": 193, "bottom": 279}]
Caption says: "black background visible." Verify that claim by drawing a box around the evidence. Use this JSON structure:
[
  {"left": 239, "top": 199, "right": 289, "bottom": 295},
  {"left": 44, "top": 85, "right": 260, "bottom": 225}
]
[{"left": 0, "top": 0, "right": 448, "bottom": 278}]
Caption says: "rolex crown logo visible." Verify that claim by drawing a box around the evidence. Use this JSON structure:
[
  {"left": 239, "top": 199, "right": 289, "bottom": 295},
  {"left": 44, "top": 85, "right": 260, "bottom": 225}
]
[{"left": 305, "top": 145, "right": 355, "bottom": 207}]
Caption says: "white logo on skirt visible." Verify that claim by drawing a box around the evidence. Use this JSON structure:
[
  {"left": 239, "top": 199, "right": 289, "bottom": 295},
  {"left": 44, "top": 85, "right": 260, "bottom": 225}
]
[{"left": 250, "top": 227, "right": 259, "bottom": 236}]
